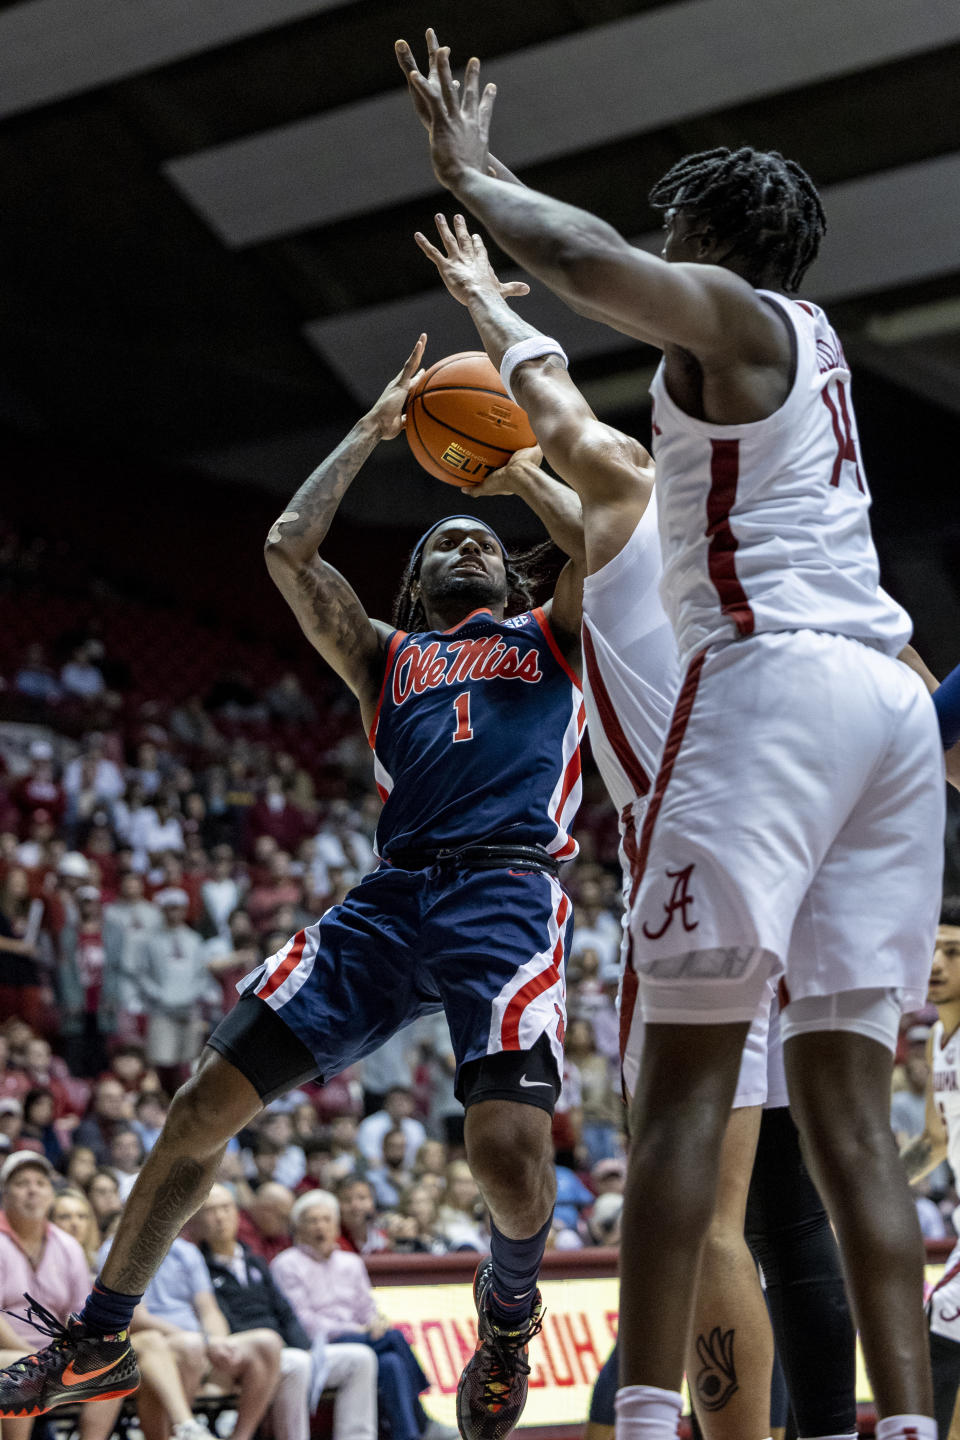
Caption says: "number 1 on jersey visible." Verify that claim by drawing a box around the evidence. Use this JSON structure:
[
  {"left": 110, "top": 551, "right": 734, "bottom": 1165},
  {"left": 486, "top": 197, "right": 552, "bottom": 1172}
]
[{"left": 452, "top": 692, "right": 474, "bottom": 743}]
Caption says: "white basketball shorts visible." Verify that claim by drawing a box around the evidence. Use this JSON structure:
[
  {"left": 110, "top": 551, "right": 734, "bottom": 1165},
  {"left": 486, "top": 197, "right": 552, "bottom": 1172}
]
[
  {"left": 929, "top": 1237, "right": 960, "bottom": 1343},
  {"left": 627, "top": 630, "right": 945, "bottom": 1027}
]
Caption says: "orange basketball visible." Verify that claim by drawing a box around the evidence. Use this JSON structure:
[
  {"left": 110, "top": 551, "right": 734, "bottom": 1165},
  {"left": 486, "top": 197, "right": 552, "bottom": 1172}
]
[{"left": 404, "top": 351, "right": 537, "bottom": 488}]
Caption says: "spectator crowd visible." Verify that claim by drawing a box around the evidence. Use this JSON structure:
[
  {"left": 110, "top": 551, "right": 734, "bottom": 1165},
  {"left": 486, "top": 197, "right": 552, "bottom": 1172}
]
[{"left": 0, "top": 520, "right": 954, "bottom": 1437}]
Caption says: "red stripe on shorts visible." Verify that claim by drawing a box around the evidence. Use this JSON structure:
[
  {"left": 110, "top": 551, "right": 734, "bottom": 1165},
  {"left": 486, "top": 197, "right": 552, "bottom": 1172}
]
[
  {"left": 257, "top": 929, "right": 307, "bottom": 1001},
  {"left": 583, "top": 624, "right": 651, "bottom": 798},
  {"left": 500, "top": 893, "right": 570, "bottom": 1050},
  {"left": 629, "top": 651, "right": 706, "bottom": 906},
  {"left": 706, "top": 438, "right": 754, "bottom": 636}
]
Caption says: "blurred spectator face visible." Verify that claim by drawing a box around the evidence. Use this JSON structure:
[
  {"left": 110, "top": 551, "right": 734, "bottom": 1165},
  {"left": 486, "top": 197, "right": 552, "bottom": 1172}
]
[
  {"left": 4, "top": 868, "right": 30, "bottom": 904},
  {"left": 24, "top": 1090, "right": 55, "bottom": 1128},
  {"left": 25, "top": 1038, "right": 52, "bottom": 1073},
  {"left": 338, "top": 1180, "right": 375, "bottom": 1233},
  {"left": 303, "top": 1144, "right": 332, "bottom": 1186},
  {"left": 293, "top": 1103, "right": 319, "bottom": 1140},
  {"left": 250, "top": 1182, "right": 294, "bottom": 1237},
  {"left": 253, "top": 1143, "right": 279, "bottom": 1185},
  {"left": 382, "top": 1130, "right": 407, "bottom": 1171},
  {"left": 51, "top": 1191, "right": 97, "bottom": 1250},
  {"left": 110, "top": 1130, "right": 143, "bottom": 1173},
  {"left": 404, "top": 1184, "right": 438, "bottom": 1232},
  {"left": 135, "top": 1093, "right": 167, "bottom": 1131},
  {"left": 212, "top": 847, "right": 235, "bottom": 880},
  {"left": 3, "top": 1163, "right": 54, "bottom": 1226},
  {"left": 161, "top": 901, "right": 188, "bottom": 929},
  {"left": 65, "top": 1146, "right": 97, "bottom": 1188},
  {"left": 262, "top": 1113, "right": 293, "bottom": 1149},
  {"left": 112, "top": 1049, "right": 147, "bottom": 1087},
  {"left": 254, "top": 836, "right": 279, "bottom": 866},
  {"left": 385, "top": 1088, "right": 414, "bottom": 1124},
  {"left": 445, "top": 1162, "right": 479, "bottom": 1213},
  {"left": 118, "top": 873, "right": 145, "bottom": 903},
  {"left": 565, "top": 1019, "right": 596, "bottom": 1057},
  {"left": 591, "top": 1159, "right": 626, "bottom": 1196},
  {"left": 329, "top": 1116, "right": 357, "bottom": 1153},
  {"left": 5, "top": 1020, "right": 33, "bottom": 1063},
  {"left": 87, "top": 1171, "right": 122, "bottom": 1227},
  {"left": 200, "top": 1184, "right": 240, "bottom": 1251},
  {"left": 296, "top": 1199, "right": 340, "bottom": 1256},
  {"left": 94, "top": 1079, "right": 128, "bottom": 1122},
  {"left": 415, "top": 1140, "right": 447, "bottom": 1177},
  {"left": 77, "top": 890, "right": 102, "bottom": 924},
  {"left": 137, "top": 743, "right": 158, "bottom": 772},
  {"left": 0, "top": 1100, "right": 22, "bottom": 1143},
  {"left": 229, "top": 910, "right": 256, "bottom": 948},
  {"left": 0, "top": 1037, "right": 8, "bottom": 1071}
]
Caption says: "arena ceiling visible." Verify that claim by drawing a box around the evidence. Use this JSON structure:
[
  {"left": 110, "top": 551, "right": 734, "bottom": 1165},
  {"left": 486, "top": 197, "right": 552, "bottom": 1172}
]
[{"left": 1, "top": 0, "right": 959, "bottom": 535}]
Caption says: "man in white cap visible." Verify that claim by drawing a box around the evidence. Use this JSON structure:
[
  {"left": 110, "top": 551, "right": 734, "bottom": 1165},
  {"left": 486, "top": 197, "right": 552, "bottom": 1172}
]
[{"left": 135, "top": 890, "right": 214, "bottom": 1082}]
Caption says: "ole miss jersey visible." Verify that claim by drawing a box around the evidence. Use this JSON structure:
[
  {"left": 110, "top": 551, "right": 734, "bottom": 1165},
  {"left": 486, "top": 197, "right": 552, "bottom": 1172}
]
[
  {"left": 369, "top": 606, "right": 584, "bottom": 862},
  {"left": 648, "top": 292, "right": 911, "bottom": 666}
]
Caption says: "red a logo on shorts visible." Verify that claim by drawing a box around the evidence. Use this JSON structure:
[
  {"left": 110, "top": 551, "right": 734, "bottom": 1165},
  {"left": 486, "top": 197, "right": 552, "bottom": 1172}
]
[{"left": 641, "top": 864, "right": 699, "bottom": 940}]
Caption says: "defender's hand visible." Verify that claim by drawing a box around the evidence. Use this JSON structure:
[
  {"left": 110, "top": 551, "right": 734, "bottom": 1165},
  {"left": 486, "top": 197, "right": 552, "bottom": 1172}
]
[
  {"left": 368, "top": 334, "right": 427, "bottom": 440},
  {"left": 395, "top": 30, "right": 495, "bottom": 187},
  {"left": 415, "top": 213, "right": 529, "bottom": 308},
  {"left": 466, "top": 444, "right": 544, "bottom": 498}
]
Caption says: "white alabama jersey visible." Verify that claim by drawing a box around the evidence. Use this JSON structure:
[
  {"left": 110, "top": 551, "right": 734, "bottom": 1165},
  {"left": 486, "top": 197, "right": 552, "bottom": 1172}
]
[
  {"left": 932, "top": 1019, "right": 960, "bottom": 1185},
  {"left": 581, "top": 493, "right": 679, "bottom": 819},
  {"left": 648, "top": 292, "right": 912, "bottom": 666}
]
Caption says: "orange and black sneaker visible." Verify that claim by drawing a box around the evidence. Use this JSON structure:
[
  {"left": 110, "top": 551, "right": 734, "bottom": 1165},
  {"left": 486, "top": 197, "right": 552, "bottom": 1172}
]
[
  {"left": 456, "top": 1259, "right": 543, "bottom": 1440},
  {"left": 0, "top": 1295, "right": 139, "bottom": 1418}
]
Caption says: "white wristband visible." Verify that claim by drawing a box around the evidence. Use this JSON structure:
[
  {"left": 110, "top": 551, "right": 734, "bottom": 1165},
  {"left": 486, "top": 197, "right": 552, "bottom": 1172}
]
[{"left": 499, "top": 337, "right": 569, "bottom": 405}]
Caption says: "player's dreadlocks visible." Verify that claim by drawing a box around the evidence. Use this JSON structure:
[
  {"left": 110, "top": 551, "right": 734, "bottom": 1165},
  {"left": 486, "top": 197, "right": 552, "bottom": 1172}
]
[
  {"left": 649, "top": 146, "right": 826, "bottom": 293},
  {"left": 392, "top": 540, "right": 563, "bottom": 632}
]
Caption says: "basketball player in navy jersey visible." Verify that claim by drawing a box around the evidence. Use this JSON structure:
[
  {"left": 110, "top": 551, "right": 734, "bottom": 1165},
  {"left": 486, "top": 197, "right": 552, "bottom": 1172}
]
[
  {"left": 0, "top": 338, "right": 588, "bottom": 1440},
  {"left": 398, "top": 33, "right": 945, "bottom": 1440},
  {"left": 420, "top": 211, "right": 856, "bottom": 1440}
]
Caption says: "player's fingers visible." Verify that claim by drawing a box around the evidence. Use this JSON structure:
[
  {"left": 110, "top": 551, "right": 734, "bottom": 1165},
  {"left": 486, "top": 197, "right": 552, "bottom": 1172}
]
[
  {"left": 503, "top": 282, "right": 531, "bottom": 297},
  {"left": 436, "top": 44, "right": 459, "bottom": 110},
  {"left": 401, "top": 334, "right": 428, "bottom": 377},
  {"left": 414, "top": 232, "right": 445, "bottom": 267},
  {"left": 434, "top": 213, "right": 458, "bottom": 256},
  {"left": 462, "top": 56, "right": 481, "bottom": 116},
  {"left": 453, "top": 214, "right": 472, "bottom": 252},
  {"left": 394, "top": 40, "right": 421, "bottom": 82},
  {"left": 477, "top": 80, "right": 497, "bottom": 135}
]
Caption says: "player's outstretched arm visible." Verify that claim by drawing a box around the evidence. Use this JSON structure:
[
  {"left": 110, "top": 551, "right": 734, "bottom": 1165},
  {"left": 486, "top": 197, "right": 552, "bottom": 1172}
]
[
  {"left": 899, "top": 646, "right": 960, "bottom": 790},
  {"left": 265, "top": 335, "right": 426, "bottom": 723},
  {"left": 900, "top": 1034, "right": 949, "bottom": 1182},
  {"left": 396, "top": 33, "right": 780, "bottom": 360},
  {"left": 418, "top": 213, "right": 652, "bottom": 573}
]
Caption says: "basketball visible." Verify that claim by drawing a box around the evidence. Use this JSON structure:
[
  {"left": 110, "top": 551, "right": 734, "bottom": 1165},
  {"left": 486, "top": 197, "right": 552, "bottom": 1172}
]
[{"left": 404, "top": 350, "right": 537, "bottom": 488}]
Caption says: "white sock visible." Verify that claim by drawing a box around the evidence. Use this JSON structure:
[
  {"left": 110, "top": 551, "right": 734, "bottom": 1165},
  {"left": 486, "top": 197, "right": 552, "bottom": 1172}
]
[
  {"left": 615, "top": 1385, "right": 683, "bottom": 1440},
  {"left": 876, "top": 1417, "right": 937, "bottom": 1440}
]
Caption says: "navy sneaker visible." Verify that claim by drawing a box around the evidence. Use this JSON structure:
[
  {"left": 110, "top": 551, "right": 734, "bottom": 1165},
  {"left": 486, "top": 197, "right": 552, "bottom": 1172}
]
[
  {"left": 456, "top": 1259, "right": 543, "bottom": 1440},
  {"left": 0, "top": 1296, "right": 139, "bottom": 1418}
]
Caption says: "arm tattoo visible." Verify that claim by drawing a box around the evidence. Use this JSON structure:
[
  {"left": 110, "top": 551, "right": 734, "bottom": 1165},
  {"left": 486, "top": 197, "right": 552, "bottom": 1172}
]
[
  {"left": 901, "top": 1133, "right": 935, "bottom": 1182},
  {"left": 694, "top": 1326, "right": 738, "bottom": 1412},
  {"left": 104, "top": 1157, "right": 207, "bottom": 1294},
  {"left": 266, "top": 418, "right": 380, "bottom": 561}
]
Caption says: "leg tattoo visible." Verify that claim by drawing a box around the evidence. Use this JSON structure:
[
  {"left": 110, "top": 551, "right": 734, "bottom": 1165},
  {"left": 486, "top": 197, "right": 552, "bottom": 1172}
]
[{"left": 694, "top": 1327, "right": 739, "bottom": 1412}]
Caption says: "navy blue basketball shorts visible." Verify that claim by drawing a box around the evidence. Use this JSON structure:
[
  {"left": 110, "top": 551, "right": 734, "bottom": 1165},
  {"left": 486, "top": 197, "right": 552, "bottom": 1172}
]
[{"left": 208, "top": 860, "right": 572, "bottom": 1114}]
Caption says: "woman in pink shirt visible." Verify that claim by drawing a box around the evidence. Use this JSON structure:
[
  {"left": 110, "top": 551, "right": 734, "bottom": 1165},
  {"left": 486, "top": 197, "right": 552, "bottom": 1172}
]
[{"left": 271, "top": 1190, "right": 450, "bottom": 1440}]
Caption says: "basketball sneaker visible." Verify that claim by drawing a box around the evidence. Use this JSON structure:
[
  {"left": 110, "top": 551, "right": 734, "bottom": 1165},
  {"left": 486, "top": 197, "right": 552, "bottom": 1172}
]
[
  {"left": 0, "top": 1296, "right": 139, "bottom": 1418},
  {"left": 456, "top": 1258, "right": 543, "bottom": 1440}
]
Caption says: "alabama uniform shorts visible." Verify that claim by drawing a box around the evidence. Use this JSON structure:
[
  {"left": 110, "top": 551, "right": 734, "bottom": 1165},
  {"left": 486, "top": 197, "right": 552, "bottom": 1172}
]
[{"left": 628, "top": 630, "right": 945, "bottom": 1025}]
